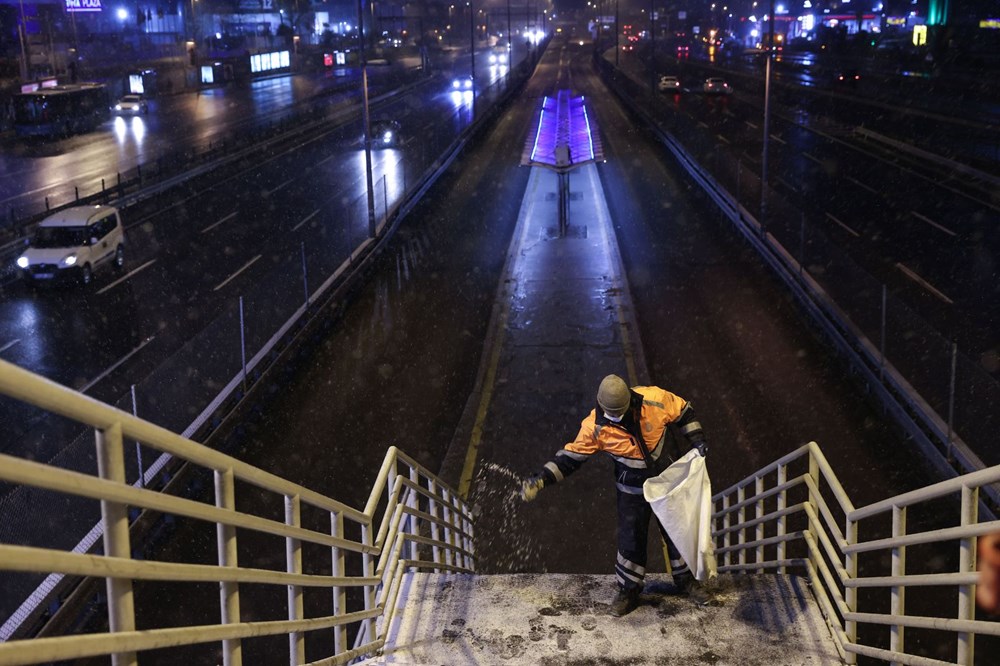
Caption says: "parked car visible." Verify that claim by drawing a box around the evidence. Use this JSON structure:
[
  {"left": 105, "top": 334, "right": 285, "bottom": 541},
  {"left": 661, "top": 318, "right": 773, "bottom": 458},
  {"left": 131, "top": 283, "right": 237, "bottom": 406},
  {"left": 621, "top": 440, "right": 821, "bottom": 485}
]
[
  {"left": 16, "top": 205, "right": 125, "bottom": 285},
  {"left": 658, "top": 76, "right": 682, "bottom": 93},
  {"left": 113, "top": 94, "right": 148, "bottom": 114},
  {"left": 703, "top": 77, "right": 733, "bottom": 95}
]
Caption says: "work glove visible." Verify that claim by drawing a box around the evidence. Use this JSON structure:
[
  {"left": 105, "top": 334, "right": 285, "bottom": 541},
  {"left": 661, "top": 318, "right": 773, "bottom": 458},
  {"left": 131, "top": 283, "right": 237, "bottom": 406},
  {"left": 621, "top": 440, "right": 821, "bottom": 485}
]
[
  {"left": 520, "top": 474, "right": 545, "bottom": 502},
  {"left": 692, "top": 441, "right": 708, "bottom": 458}
]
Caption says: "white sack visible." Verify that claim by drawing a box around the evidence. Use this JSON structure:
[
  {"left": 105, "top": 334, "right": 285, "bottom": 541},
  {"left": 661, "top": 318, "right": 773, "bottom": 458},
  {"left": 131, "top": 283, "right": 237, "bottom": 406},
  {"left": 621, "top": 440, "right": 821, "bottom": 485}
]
[{"left": 643, "top": 448, "right": 718, "bottom": 581}]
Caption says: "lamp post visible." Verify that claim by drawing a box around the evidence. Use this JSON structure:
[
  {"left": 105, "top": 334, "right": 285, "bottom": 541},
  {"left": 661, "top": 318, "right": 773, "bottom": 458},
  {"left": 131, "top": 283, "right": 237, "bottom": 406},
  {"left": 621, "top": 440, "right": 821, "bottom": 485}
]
[
  {"left": 356, "top": 0, "right": 377, "bottom": 237},
  {"left": 469, "top": 0, "right": 476, "bottom": 117},
  {"left": 17, "top": 0, "right": 29, "bottom": 80},
  {"left": 760, "top": 0, "right": 775, "bottom": 227}
]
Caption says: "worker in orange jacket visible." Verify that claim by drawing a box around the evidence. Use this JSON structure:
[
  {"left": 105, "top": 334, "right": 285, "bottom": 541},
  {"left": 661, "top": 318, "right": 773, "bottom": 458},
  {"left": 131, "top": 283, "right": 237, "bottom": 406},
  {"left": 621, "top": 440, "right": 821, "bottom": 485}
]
[{"left": 521, "top": 374, "right": 710, "bottom": 616}]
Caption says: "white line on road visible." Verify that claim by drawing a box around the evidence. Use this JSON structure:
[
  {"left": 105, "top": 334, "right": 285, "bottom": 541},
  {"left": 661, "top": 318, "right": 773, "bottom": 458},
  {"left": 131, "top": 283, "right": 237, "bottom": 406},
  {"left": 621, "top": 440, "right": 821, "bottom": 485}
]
[
  {"left": 716, "top": 134, "right": 731, "bottom": 145},
  {"left": 804, "top": 152, "right": 823, "bottom": 165},
  {"left": 213, "top": 255, "right": 262, "bottom": 292},
  {"left": 293, "top": 209, "right": 320, "bottom": 232},
  {"left": 80, "top": 335, "right": 156, "bottom": 393},
  {"left": 846, "top": 176, "right": 878, "bottom": 195},
  {"left": 769, "top": 134, "right": 787, "bottom": 145},
  {"left": 826, "top": 213, "right": 861, "bottom": 238},
  {"left": 896, "top": 263, "right": 954, "bottom": 304},
  {"left": 265, "top": 177, "right": 295, "bottom": 197},
  {"left": 96, "top": 259, "right": 158, "bottom": 295},
  {"left": 745, "top": 121, "right": 759, "bottom": 130},
  {"left": 697, "top": 121, "right": 709, "bottom": 129},
  {"left": 0, "top": 339, "right": 20, "bottom": 354},
  {"left": 201, "top": 212, "right": 238, "bottom": 234},
  {"left": 910, "top": 211, "right": 956, "bottom": 237},
  {"left": 777, "top": 177, "right": 798, "bottom": 193},
  {"left": 317, "top": 152, "right": 338, "bottom": 166}
]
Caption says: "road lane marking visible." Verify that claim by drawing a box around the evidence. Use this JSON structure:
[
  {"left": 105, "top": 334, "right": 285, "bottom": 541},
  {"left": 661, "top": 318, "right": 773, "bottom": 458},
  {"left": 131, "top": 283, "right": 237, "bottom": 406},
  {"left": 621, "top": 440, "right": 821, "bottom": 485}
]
[
  {"left": 846, "top": 176, "right": 878, "bottom": 195},
  {"left": 80, "top": 335, "right": 156, "bottom": 393},
  {"left": 96, "top": 259, "right": 158, "bottom": 295},
  {"left": 777, "top": 177, "right": 798, "bottom": 193},
  {"left": 803, "top": 152, "right": 823, "bottom": 165},
  {"left": 745, "top": 120, "right": 759, "bottom": 130},
  {"left": 293, "top": 209, "right": 320, "bottom": 232},
  {"left": 213, "top": 254, "right": 262, "bottom": 292},
  {"left": 716, "top": 134, "right": 730, "bottom": 145},
  {"left": 0, "top": 339, "right": 20, "bottom": 354},
  {"left": 265, "top": 177, "right": 295, "bottom": 197},
  {"left": 896, "top": 263, "right": 954, "bottom": 304},
  {"left": 910, "top": 211, "right": 956, "bottom": 237},
  {"left": 826, "top": 213, "right": 861, "bottom": 238},
  {"left": 697, "top": 121, "right": 709, "bottom": 129},
  {"left": 201, "top": 212, "right": 238, "bottom": 234},
  {"left": 317, "top": 152, "right": 339, "bottom": 166},
  {"left": 769, "top": 133, "right": 787, "bottom": 145}
]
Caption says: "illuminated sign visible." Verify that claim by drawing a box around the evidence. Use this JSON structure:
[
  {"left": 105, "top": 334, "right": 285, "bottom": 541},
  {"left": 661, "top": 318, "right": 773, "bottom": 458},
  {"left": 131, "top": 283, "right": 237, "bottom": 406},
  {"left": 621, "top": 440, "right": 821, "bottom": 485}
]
[
  {"left": 250, "top": 50, "right": 291, "bottom": 74},
  {"left": 980, "top": 18, "right": 1000, "bottom": 29},
  {"left": 65, "top": 0, "right": 103, "bottom": 12},
  {"left": 886, "top": 17, "right": 907, "bottom": 25},
  {"left": 912, "top": 24, "right": 927, "bottom": 45}
]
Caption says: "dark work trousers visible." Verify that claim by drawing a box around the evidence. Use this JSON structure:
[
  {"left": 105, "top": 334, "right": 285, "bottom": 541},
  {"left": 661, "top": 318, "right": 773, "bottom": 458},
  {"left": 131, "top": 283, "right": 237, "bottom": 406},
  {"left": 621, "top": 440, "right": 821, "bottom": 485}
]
[{"left": 614, "top": 484, "right": 689, "bottom": 592}]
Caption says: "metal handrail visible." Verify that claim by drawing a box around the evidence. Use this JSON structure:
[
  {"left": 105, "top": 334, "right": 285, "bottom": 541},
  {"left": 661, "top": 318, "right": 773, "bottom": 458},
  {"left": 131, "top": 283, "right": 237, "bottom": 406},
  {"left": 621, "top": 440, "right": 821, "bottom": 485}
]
[
  {"left": 712, "top": 440, "right": 998, "bottom": 665},
  {"left": 0, "top": 359, "right": 475, "bottom": 666}
]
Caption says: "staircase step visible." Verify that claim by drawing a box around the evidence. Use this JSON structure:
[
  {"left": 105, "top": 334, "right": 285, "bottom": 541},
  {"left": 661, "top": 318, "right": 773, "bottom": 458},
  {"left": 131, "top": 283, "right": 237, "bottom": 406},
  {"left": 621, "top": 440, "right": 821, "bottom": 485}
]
[{"left": 359, "top": 572, "right": 841, "bottom": 665}]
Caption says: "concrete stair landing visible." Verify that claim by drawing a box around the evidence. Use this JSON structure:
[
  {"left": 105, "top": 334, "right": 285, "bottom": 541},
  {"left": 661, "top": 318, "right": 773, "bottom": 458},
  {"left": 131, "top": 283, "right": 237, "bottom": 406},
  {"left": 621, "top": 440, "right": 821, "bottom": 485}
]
[{"left": 362, "top": 572, "right": 843, "bottom": 665}]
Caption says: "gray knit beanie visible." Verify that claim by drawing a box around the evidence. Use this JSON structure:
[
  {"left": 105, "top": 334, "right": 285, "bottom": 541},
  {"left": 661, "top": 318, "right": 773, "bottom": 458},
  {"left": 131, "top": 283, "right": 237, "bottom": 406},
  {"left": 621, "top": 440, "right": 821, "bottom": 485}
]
[{"left": 597, "top": 374, "right": 630, "bottom": 415}]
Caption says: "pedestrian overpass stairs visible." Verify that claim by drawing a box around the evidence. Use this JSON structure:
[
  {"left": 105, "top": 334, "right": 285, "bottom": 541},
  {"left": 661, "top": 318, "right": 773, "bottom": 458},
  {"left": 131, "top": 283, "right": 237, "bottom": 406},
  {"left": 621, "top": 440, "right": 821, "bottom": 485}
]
[
  {"left": 0, "top": 358, "right": 998, "bottom": 665},
  {"left": 360, "top": 571, "right": 840, "bottom": 665}
]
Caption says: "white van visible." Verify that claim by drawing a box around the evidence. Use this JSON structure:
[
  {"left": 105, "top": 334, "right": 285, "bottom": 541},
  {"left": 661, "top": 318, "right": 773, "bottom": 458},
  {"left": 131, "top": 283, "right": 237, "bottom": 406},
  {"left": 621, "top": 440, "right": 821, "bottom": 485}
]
[{"left": 16, "top": 205, "right": 125, "bottom": 285}]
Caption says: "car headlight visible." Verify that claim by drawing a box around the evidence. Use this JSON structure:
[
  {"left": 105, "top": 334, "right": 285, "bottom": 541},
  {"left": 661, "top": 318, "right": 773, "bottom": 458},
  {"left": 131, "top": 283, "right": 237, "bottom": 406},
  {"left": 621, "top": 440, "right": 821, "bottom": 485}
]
[
  {"left": 62, "top": 254, "right": 77, "bottom": 267},
  {"left": 489, "top": 54, "right": 497, "bottom": 64},
  {"left": 16, "top": 256, "right": 28, "bottom": 269},
  {"left": 382, "top": 130, "right": 393, "bottom": 143},
  {"left": 452, "top": 79, "right": 460, "bottom": 89},
  {"left": 115, "top": 104, "right": 122, "bottom": 110}
]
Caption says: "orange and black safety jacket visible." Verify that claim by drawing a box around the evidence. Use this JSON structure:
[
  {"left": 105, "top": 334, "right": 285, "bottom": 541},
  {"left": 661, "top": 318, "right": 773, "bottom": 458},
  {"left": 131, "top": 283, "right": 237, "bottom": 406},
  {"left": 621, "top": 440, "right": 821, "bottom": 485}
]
[{"left": 537, "top": 385, "right": 706, "bottom": 495}]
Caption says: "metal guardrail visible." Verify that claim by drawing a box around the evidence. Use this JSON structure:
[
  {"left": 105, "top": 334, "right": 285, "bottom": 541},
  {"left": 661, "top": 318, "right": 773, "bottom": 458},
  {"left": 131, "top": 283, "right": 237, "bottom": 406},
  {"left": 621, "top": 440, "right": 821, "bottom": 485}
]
[
  {"left": 0, "top": 358, "right": 474, "bottom": 666},
  {"left": 714, "top": 440, "right": 1000, "bottom": 665}
]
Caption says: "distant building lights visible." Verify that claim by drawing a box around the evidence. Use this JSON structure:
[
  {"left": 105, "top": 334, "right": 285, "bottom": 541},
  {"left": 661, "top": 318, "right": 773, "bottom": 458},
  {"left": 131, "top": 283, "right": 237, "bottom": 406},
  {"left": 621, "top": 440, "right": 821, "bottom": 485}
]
[
  {"left": 116, "top": 7, "right": 127, "bottom": 19},
  {"left": 776, "top": 4, "right": 787, "bottom": 13},
  {"left": 750, "top": 28, "right": 759, "bottom": 37},
  {"left": 802, "top": 14, "right": 815, "bottom": 30},
  {"left": 749, "top": 14, "right": 758, "bottom": 21},
  {"left": 803, "top": 0, "right": 812, "bottom": 6}
]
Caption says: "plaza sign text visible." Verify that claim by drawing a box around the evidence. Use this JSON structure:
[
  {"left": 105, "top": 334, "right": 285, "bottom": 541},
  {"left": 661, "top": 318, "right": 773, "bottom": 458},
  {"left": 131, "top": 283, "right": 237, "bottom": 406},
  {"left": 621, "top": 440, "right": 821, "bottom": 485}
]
[{"left": 65, "top": 0, "right": 104, "bottom": 12}]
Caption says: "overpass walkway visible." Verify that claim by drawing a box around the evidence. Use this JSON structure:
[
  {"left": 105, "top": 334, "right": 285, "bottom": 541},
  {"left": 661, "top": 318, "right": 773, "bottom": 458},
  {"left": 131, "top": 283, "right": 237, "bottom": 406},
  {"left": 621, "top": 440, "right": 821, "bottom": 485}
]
[{"left": 415, "top": 161, "right": 843, "bottom": 664}]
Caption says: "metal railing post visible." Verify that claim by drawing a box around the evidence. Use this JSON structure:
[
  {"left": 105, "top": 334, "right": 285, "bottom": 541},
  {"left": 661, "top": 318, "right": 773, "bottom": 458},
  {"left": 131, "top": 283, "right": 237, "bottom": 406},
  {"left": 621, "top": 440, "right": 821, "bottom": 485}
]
[
  {"left": 958, "top": 485, "right": 978, "bottom": 664},
  {"left": 95, "top": 422, "right": 138, "bottom": 666},
  {"left": 361, "top": 523, "right": 376, "bottom": 644},
  {"left": 737, "top": 486, "right": 746, "bottom": 568},
  {"left": 777, "top": 463, "right": 787, "bottom": 574},
  {"left": 408, "top": 466, "right": 419, "bottom": 567},
  {"left": 215, "top": 468, "right": 242, "bottom": 666},
  {"left": 442, "top": 488, "right": 455, "bottom": 568},
  {"left": 755, "top": 477, "right": 765, "bottom": 566},
  {"left": 286, "top": 494, "right": 304, "bottom": 664},
  {"left": 464, "top": 500, "right": 475, "bottom": 569},
  {"left": 331, "top": 510, "right": 346, "bottom": 654},
  {"left": 722, "top": 494, "right": 732, "bottom": 569},
  {"left": 845, "top": 517, "right": 858, "bottom": 664},
  {"left": 890, "top": 505, "right": 906, "bottom": 659},
  {"left": 428, "top": 480, "right": 443, "bottom": 570},
  {"left": 947, "top": 342, "right": 957, "bottom": 461}
]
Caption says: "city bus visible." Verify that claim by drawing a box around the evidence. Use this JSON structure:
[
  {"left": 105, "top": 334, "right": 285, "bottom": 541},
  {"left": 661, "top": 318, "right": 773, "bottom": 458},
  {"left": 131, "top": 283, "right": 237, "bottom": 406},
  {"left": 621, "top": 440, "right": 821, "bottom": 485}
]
[{"left": 12, "top": 83, "right": 110, "bottom": 138}]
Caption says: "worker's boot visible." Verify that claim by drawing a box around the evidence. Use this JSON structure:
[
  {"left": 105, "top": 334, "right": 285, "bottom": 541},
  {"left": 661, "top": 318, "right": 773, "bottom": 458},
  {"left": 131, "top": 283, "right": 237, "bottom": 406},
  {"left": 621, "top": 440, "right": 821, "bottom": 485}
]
[
  {"left": 673, "top": 571, "right": 711, "bottom": 606},
  {"left": 609, "top": 585, "right": 642, "bottom": 617}
]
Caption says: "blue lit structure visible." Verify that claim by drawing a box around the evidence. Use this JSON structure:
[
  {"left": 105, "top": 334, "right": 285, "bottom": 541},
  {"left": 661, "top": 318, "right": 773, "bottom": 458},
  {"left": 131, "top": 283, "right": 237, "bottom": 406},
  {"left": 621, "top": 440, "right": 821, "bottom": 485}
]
[{"left": 521, "top": 89, "right": 604, "bottom": 235}]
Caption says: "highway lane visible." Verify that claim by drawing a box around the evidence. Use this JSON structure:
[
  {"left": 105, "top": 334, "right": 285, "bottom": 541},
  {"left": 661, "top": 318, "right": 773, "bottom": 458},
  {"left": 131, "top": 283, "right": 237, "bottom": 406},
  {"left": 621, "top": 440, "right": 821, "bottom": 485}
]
[
  {"left": 0, "top": 74, "right": 489, "bottom": 459},
  {"left": 615, "top": 54, "right": 999, "bottom": 368},
  {"left": 0, "top": 43, "right": 531, "bottom": 228}
]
